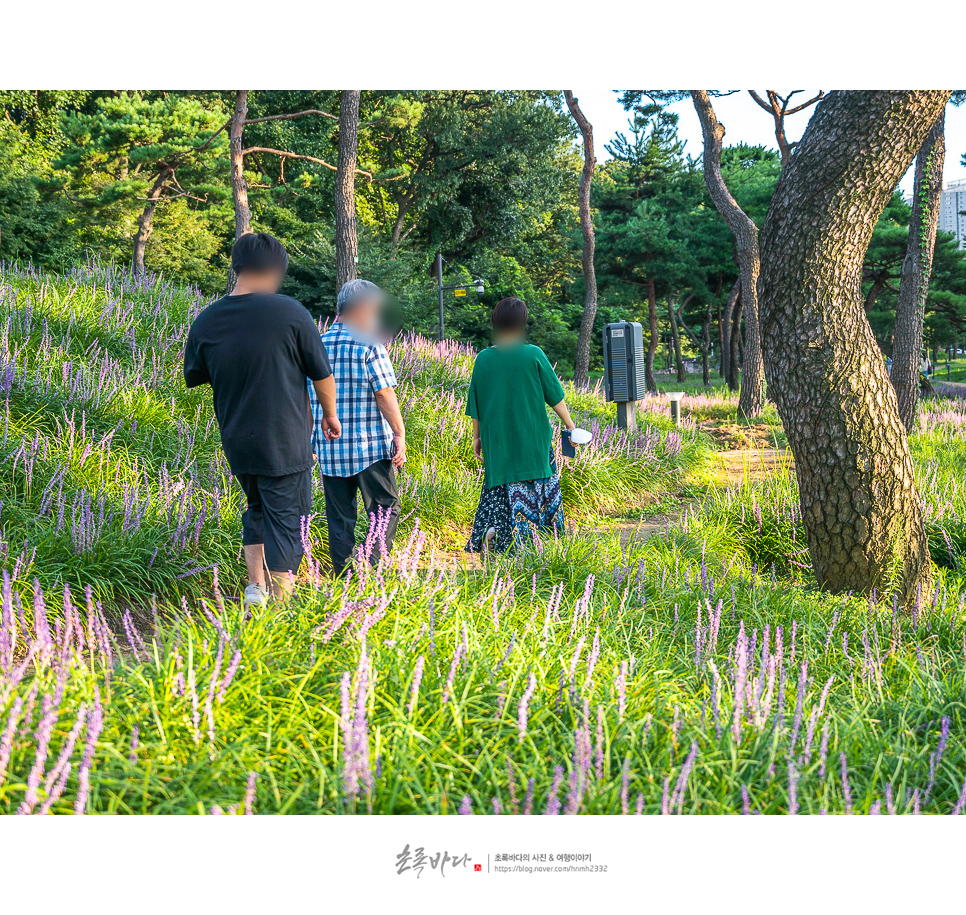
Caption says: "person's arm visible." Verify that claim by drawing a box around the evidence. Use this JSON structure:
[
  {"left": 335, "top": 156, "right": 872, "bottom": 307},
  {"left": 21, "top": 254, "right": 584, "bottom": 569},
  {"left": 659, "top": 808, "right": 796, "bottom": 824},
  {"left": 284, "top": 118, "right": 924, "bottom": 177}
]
[
  {"left": 551, "top": 398, "right": 576, "bottom": 432},
  {"left": 311, "top": 376, "right": 341, "bottom": 440},
  {"left": 466, "top": 359, "right": 482, "bottom": 460},
  {"left": 296, "top": 314, "right": 340, "bottom": 440},
  {"left": 535, "top": 347, "right": 572, "bottom": 429},
  {"left": 374, "top": 386, "right": 406, "bottom": 469},
  {"left": 472, "top": 418, "right": 483, "bottom": 462},
  {"left": 367, "top": 345, "right": 404, "bottom": 467},
  {"left": 183, "top": 326, "right": 210, "bottom": 389}
]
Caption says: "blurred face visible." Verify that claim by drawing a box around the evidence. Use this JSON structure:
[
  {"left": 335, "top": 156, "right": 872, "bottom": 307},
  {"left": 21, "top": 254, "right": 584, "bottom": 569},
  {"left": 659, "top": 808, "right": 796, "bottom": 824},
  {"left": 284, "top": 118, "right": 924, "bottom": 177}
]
[
  {"left": 342, "top": 295, "right": 382, "bottom": 335},
  {"left": 493, "top": 322, "right": 526, "bottom": 343},
  {"left": 234, "top": 267, "right": 286, "bottom": 295}
]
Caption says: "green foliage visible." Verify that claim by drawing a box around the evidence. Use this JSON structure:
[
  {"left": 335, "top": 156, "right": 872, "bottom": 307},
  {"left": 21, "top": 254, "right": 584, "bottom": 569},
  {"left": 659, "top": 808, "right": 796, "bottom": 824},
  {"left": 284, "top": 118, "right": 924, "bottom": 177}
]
[
  {"left": 11, "top": 88, "right": 966, "bottom": 377},
  {"left": 0, "top": 121, "right": 80, "bottom": 267},
  {"left": 53, "top": 92, "right": 230, "bottom": 272},
  {"left": 357, "top": 91, "right": 574, "bottom": 254},
  {"left": 591, "top": 110, "right": 758, "bottom": 374},
  {"left": 865, "top": 194, "right": 966, "bottom": 352}
]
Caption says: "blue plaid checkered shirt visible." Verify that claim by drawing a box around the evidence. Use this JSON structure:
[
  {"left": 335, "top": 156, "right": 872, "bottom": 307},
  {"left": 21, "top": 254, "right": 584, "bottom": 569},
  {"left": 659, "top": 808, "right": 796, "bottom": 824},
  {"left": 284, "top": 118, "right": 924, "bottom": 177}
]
[{"left": 309, "top": 322, "right": 398, "bottom": 477}]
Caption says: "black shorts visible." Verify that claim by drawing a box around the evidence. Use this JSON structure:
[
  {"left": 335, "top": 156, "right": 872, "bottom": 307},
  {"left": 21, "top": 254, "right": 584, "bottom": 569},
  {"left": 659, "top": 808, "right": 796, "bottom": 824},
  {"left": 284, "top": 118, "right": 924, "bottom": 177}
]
[{"left": 236, "top": 468, "right": 313, "bottom": 574}]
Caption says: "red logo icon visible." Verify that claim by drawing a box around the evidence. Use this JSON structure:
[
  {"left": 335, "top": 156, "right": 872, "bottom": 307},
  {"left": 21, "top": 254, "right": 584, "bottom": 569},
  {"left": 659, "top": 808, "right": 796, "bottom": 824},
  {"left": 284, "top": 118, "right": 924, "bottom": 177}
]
[{"left": 474, "top": 864, "right": 482, "bottom": 872}]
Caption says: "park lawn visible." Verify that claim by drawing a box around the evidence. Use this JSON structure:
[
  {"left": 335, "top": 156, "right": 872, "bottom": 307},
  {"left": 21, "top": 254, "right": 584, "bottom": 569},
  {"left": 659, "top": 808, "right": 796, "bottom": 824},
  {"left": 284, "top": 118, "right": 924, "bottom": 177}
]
[{"left": 0, "top": 263, "right": 964, "bottom": 815}]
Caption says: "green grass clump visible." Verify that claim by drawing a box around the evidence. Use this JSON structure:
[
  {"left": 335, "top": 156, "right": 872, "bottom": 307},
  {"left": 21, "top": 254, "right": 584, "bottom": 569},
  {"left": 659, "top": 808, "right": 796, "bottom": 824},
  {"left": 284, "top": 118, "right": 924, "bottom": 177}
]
[
  {"left": 2, "top": 262, "right": 966, "bottom": 816},
  {"left": 3, "top": 525, "right": 965, "bottom": 815}
]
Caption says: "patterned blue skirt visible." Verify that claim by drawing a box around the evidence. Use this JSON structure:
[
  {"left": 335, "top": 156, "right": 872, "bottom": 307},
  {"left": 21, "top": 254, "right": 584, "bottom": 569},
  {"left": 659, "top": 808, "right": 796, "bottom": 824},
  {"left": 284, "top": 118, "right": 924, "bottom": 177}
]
[{"left": 465, "top": 450, "right": 565, "bottom": 554}]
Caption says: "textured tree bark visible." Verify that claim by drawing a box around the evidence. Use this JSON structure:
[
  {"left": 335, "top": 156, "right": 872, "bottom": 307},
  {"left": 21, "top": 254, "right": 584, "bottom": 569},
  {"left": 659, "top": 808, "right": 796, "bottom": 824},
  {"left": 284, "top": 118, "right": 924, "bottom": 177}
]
[
  {"left": 131, "top": 167, "right": 173, "bottom": 275},
  {"left": 668, "top": 299, "right": 686, "bottom": 381},
  {"left": 691, "top": 91, "right": 765, "bottom": 417},
  {"left": 720, "top": 279, "right": 739, "bottom": 388},
  {"left": 645, "top": 276, "right": 658, "bottom": 393},
  {"left": 717, "top": 300, "right": 724, "bottom": 376},
  {"left": 701, "top": 303, "right": 712, "bottom": 386},
  {"left": 230, "top": 91, "right": 252, "bottom": 240},
  {"left": 892, "top": 110, "right": 946, "bottom": 432},
  {"left": 226, "top": 90, "right": 253, "bottom": 294},
  {"left": 758, "top": 90, "right": 951, "bottom": 603},
  {"left": 335, "top": 90, "right": 361, "bottom": 293},
  {"left": 564, "top": 91, "right": 599, "bottom": 387},
  {"left": 728, "top": 295, "right": 742, "bottom": 391}
]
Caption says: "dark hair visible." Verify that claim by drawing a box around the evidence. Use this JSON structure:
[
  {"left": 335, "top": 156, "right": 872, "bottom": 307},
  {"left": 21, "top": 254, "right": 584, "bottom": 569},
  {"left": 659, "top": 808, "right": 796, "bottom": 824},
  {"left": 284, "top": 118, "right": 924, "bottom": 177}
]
[
  {"left": 231, "top": 232, "right": 289, "bottom": 276},
  {"left": 491, "top": 297, "right": 528, "bottom": 332}
]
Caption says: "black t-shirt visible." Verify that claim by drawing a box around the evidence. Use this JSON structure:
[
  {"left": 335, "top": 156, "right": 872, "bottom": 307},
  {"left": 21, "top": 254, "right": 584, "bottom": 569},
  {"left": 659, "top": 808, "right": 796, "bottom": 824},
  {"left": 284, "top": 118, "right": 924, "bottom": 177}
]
[{"left": 184, "top": 292, "right": 332, "bottom": 476}]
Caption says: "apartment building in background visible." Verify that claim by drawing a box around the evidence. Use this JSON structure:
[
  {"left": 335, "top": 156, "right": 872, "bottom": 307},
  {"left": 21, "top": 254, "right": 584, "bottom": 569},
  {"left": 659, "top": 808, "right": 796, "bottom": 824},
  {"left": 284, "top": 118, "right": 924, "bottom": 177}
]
[{"left": 940, "top": 178, "right": 966, "bottom": 248}]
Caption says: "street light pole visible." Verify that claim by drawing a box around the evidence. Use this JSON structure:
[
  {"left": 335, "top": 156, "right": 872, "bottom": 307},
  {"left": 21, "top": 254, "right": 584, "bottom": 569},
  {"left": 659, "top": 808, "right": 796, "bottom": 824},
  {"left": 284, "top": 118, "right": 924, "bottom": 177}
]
[{"left": 434, "top": 250, "right": 485, "bottom": 343}]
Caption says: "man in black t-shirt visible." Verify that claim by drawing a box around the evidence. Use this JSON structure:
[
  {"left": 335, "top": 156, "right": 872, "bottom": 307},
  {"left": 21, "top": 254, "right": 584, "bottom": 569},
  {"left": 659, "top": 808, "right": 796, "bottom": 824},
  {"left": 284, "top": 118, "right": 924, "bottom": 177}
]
[{"left": 184, "top": 233, "right": 341, "bottom": 606}]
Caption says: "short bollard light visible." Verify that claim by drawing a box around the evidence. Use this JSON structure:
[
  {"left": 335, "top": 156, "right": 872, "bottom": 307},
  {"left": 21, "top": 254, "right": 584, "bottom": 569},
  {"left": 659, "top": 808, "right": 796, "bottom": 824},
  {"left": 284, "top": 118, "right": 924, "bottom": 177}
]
[{"left": 667, "top": 391, "right": 685, "bottom": 426}]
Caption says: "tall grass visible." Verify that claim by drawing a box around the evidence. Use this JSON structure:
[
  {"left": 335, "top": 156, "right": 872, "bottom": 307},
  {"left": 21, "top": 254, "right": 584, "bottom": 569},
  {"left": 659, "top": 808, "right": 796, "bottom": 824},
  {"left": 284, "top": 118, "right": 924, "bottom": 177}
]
[
  {"left": 0, "top": 263, "right": 709, "bottom": 597},
  {"left": 2, "top": 521, "right": 965, "bottom": 814},
  {"left": 1, "top": 262, "right": 964, "bottom": 815}
]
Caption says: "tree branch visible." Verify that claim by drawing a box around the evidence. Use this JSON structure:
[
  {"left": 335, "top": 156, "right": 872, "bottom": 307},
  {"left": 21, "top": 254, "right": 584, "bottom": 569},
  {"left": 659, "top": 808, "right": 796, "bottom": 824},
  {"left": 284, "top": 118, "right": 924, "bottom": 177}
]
[
  {"left": 242, "top": 146, "right": 373, "bottom": 179},
  {"left": 193, "top": 119, "right": 232, "bottom": 153},
  {"left": 785, "top": 91, "right": 825, "bottom": 115},
  {"left": 748, "top": 90, "right": 772, "bottom": 113},
  {"left": 243, "top": 108, "right": 338, "bottom": 124},
  {"left": 675, "top": 296, "right": 703, "bottom": 349}
]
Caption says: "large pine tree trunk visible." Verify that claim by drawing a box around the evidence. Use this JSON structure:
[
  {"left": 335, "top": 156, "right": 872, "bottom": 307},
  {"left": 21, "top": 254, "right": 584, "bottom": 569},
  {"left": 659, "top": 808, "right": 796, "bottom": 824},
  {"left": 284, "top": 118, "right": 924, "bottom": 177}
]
[
  {"left": 564, "top": 91, "right": 599, "bottom": 387},
  {"left": 227, "top": 90, "right": 252, "bottom": 293},
  {"left": 691, "top": 91, "right": 765, "bottom": 417},
  {"left": 892, "top": 109, "right": 946, "bottom": 431},
  {"left": 335, "top": 90, "right": 361, "bottom": 293},
  {"left": 131, "top": 203, "right": 156, "bottom": 276},
  {"left": 758, "top": 90, "right": 951, "bottom": 602},
  {"left": 645, "top": 276, "right": 659, "bottom": 393},
  {"left": 230, "top": 91, "right": 252, "bottom": 240}
]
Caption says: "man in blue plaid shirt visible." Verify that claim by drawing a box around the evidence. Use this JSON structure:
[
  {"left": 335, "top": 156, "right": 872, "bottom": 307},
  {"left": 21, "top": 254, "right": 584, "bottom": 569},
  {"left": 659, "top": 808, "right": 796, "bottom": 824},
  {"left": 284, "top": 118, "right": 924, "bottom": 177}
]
[{"left": 309, "top": 280, "right": 406, "bottom": 576}]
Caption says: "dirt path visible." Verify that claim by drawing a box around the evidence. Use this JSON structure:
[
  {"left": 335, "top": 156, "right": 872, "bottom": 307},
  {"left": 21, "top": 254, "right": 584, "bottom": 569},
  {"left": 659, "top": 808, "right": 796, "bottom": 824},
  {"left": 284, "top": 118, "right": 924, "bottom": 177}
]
[
  {"left": 594, "top": 447, "right": 793, "bottom": 547},
  {"left": 423, "top": 447, "right": 795, "bottom": 566},
  {"left": 715, "top": 447, "right": 793, "bottom": 487}
]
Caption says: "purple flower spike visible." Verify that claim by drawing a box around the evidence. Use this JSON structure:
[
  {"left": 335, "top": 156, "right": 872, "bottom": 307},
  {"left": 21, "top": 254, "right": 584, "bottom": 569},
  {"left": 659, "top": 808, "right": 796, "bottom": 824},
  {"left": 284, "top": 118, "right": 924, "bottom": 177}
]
[
  {"left": 408, "top": 655, "right": 425, "bottom": 715},
  {"left": 74, "top": 688, "right": 104, "bottom": 815},
  {"left": 518, "top": 673, "right": 537, "bottom": 742},
  {"left": 244, "top": 772, "right": 258, "bottom": 815}
]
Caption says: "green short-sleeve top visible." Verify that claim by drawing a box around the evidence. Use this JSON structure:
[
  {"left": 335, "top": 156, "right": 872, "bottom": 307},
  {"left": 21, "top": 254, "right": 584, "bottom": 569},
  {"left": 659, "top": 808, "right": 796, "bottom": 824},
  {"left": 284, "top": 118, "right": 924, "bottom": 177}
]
[{"left": 466, "top": 342, "right": 566, "bottom": 487}]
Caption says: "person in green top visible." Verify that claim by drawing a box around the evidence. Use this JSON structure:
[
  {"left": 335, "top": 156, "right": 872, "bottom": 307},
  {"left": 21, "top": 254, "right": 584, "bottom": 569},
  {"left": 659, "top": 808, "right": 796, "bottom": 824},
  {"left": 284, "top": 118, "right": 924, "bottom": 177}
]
[{"left": 465, "top": 297, "right": 576, "bottom": 555}]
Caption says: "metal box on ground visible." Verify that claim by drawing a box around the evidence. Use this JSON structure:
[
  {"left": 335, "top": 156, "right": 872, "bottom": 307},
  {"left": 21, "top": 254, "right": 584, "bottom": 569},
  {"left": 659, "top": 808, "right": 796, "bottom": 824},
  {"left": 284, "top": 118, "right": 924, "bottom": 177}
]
[{"left": 603, "top": 321, "right": 645, "bottom": 403}]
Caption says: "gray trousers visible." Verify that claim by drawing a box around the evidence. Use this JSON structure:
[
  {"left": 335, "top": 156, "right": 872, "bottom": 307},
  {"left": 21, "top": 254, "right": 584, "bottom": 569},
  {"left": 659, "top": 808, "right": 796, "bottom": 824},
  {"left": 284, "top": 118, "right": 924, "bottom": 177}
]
[{"left": 321, "top": 459, "right": 400, "bottom": 575}]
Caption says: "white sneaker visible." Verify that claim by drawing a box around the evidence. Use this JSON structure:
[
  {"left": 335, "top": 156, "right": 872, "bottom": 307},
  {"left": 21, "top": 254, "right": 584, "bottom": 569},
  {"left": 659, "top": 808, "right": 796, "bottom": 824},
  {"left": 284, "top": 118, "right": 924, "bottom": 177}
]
[
  {"left": 243, "top": 583, "right": 269, "bottom": 608},
  {"left": 483, "top": 527, "right": 496, "bottom": 556}
]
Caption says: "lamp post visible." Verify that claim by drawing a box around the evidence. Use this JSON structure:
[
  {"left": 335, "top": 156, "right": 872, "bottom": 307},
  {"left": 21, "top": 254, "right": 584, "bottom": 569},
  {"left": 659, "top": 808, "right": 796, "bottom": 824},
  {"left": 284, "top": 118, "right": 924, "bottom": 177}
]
[
  {"left": 434, "top": 251, "right": 485, "bottom": 341},
  {"left": 667, "top": 391, "right": 685, "bottom": 426}
]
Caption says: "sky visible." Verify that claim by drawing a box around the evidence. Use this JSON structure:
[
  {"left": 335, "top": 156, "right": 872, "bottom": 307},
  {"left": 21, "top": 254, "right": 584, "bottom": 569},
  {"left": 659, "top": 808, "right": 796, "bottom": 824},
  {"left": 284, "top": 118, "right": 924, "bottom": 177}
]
[{"left": 571, "top": 90, "right": 966, "bottom": 197}]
